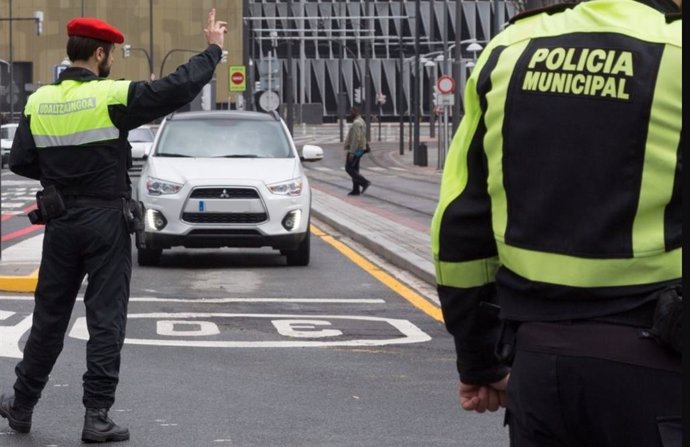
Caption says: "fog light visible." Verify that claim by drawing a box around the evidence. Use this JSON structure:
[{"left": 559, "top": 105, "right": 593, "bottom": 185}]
[
  {"left": 145, "top": 209, "right": 167, "bottom": 231},
  {"left": 281, "top": 210, "right": 301, "bottom": 231}
]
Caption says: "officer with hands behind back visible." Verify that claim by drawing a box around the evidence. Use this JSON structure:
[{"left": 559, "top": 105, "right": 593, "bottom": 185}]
[
  {"left": 431, "top": 0, "right": 681, "bottom": 445},
  {"left": 0, "top": 9, "right": 227, "bottom": 443}
]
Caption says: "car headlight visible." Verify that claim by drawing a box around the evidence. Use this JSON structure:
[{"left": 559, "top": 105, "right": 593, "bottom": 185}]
[
  {"left": 145, "top": 176, "right": 183, "bottom": 195},
  {"left": 267, "top": 178, "right": 303, "bottom": 196}
]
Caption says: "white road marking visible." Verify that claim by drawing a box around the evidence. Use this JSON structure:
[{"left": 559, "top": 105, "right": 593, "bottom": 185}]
[
  {"left": 1, "top": 202, "right": 26, "bottom": 209},
  {"left": 0, "top": 295, "right": 385, "bottom": 304},
  {"left": 272, "top": 319, "right": 343, "bottom": 338},
  {"left": 0, "top": 311, "right": 33, "bottom": 358},
  {"left": 68, "top": 313, "right": 431, "bottom": 348}
]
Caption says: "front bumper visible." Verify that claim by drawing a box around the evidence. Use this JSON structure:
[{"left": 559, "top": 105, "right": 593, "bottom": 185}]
[
  {"left": 139, "top": 181, "right": 311, "bottom": 250},
  {"left": 143, "top": 230, "right": 307, "bottom": 250}
]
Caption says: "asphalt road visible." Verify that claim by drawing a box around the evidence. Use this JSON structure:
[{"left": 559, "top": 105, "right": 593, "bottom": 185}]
[{"left": 0, "top": 163, "right": 509, "bottom": 447}]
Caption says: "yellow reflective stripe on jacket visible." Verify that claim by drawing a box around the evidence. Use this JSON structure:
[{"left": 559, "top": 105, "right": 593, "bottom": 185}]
[
  {"left": 497, "top": 243, "right": 681, "bottom": 288},
  {"left": 26, "top": 79, "right": 131, "bottom": 148},
  {"left": 631, "top": 45, "right": 682, "bottom": 256},
  {"left": 435, "top": 257, "right": 500, "bottom": 289}
]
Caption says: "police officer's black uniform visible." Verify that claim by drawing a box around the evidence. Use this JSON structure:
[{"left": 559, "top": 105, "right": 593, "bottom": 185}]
[
  {"left": 1, "top": 25, "right": 223, "bottom": 440},
  {"left": 431, "top": 0, "right": 682, "bottom": 445}
]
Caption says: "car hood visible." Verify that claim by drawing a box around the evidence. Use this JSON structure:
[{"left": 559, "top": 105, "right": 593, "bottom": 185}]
[{"left": 145, "top": 157, "right": 301, "bottom": 184}]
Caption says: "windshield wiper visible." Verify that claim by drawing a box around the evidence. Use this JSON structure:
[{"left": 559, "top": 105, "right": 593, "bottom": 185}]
[
  {"left": 215, "top": 154, "right": 260, "bottom": 158},
  {"left": 156, "top": 153, "right": 192, "bottom": 158}
]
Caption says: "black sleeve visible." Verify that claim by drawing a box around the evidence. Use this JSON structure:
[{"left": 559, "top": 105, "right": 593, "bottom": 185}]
[
  {"left": 8, "top": 114, "right": 41, "bottom": 180},
  {"left": 110, "top": 44, "right": 223, "bottom": 131},
  {"left": 438, "top": 284, "right": 510, "bottom": 384}
]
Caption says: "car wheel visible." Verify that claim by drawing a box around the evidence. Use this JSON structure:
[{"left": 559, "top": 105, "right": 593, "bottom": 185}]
[
  {"left": 137, "top": 246, "right": 162, "bottom": 266},
  {"left": 285, "top": 230, "right": 310, "bottom": 266}
]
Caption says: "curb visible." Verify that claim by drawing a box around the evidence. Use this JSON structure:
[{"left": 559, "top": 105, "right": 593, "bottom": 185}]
[
  {"left": 0, "top": 270, "right": 39, "bottom": 293},
  {"left": 0, "top": 233, "right": 43, "bottom": 293}
]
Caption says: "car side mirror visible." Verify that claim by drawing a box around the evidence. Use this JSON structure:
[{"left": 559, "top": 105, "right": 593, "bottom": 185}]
[
  {"left": 300, "top": 144, "right": 324, "bottom": 162},
  {"left": 142, "top": 154, "right": 149, "bottom": 161}
]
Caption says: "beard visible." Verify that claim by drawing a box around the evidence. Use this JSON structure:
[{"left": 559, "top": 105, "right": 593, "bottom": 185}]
[{"left": 98, "top": 59, "right": 111, "bottom": 78}]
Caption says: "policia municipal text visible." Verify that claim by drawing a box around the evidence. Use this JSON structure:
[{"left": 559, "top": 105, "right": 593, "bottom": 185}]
[
  {"left": 431, "top": 0, "right": 681, "bottom": 446},
  {"left": 0, "top": 10, "right": 227, "bottom": 443}
]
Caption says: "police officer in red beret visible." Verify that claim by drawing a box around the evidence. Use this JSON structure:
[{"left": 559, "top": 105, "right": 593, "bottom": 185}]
[{"left": 1, "top": 9, "right": 227, "bottom": 443}]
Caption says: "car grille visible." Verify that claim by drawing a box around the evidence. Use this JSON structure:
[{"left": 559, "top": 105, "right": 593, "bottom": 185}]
[
  {"left": 188, "top": 229, "right": 262, "bottom": 236},
  {"left": 182, "top": 213, "right": 267, "bottom": 224},
  {"left": 190, "top": 188, "right": 259, "bottom": 199}
]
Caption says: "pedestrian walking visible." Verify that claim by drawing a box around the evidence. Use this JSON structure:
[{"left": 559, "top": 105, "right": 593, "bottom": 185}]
[
  {"left": 0, "top": 9, "right": 227, "bottom": 443},
  {"left": 344, "top": 107, "right": 371, "bottom": 196},
  {"left": 431, "top": 0, "right": 681, "bottom": 446}
]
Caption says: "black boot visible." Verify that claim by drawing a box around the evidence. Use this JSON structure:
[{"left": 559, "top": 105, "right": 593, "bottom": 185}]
[
  {"left": 81, "top": 408, "right": 130, "bottom": 443},
  {"left": 0, "top": 393, "right": 33, "bottom": 433}
]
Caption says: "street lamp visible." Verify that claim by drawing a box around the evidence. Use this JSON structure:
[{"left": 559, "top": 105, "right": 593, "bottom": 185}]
[
  {"left": 122, "top": 45, "right": 155, "bottom": 81},
  {"left": 424, "top": 59, "right": 436, "bottom": 139},
  {"left": 466, "top": 42, "right": 484, "bottom": 61}
]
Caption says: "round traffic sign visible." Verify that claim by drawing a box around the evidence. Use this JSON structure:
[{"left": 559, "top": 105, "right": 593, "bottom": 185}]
[
  {"left": 259, "top": 90, "right": 280, "bottom": 112},
  {"left": 436, "top": 75, "right": 455, "bottom": 94},
  {"left": 231, "top": 72, "right": 245, "bottom": 85}
]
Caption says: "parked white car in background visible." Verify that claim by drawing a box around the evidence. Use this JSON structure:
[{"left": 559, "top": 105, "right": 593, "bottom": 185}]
[
  {"left": 128, "top": 125, "right": 156, "bottom": 171},
  {"left": 1, "top": 123, "right": 18, "bottom": 168},
  {"left": 135, "top": 110, "right": 323, "bottom": 267}
]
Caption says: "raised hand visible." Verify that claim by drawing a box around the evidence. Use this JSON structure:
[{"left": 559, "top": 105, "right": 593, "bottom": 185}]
[{"left": 204, "top": 8, "right": 228, "bottom": 49}]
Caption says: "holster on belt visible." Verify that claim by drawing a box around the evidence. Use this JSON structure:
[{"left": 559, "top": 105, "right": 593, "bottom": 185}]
[
  {"left": 122, "top": 199, "right": 145, "bottom": 247},
  {"left": 646, "top": 285, "right": 682, "bottom": 354},
  {"left": 495, "top": 320, "right": 519, "bottom": 366},
  {"left": 28, "top": 185, "right": 67, "bottom": 225}
]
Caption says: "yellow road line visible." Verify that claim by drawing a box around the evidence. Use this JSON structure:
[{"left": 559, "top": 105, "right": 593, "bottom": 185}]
[{"left": 311, "top": 224, "right": 443, "bottom": 322}]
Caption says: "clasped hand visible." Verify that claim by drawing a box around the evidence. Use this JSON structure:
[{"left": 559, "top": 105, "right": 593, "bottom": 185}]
[{"left": 458, "top": 374, "right": 509, "bottom": 413}]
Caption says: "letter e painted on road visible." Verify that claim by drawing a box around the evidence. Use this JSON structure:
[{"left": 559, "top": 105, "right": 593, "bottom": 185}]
[
  {"left": 0, "top": 310, "right": 33, "bottom": 359},
  {"left": 272, "top": 319, "right": 343, "bottom": 338}
]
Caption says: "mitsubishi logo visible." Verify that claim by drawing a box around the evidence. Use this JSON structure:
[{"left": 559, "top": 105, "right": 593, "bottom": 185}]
[{"left": 219, "top": 189, "right": 230, "bottom": 198}]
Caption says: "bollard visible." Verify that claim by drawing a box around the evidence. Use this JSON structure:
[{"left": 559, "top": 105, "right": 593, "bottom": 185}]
[{"left": 416, "top": 142, "right": 428, "bottom": 167}]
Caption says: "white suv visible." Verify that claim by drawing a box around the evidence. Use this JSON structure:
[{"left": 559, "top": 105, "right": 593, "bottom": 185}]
[{"left": 135, "top": 111, "right": 323, "bottom": 266}]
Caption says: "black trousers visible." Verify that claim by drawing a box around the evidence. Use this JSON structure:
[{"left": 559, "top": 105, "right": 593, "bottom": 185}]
[
  {"left": 505, "top": 322, "right": 682, "bottom": 447},
  {"left": 14, "top": 207, "right": 131, "bottom": 410},
  {"left": 345, "top": 153, "right": 369, "bottom": 193}
]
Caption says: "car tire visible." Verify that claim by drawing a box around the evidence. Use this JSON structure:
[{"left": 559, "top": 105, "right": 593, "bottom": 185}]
[
  {"left": 285, "top": 230, "right": 310, "bottom": 266},
  {"left": 137, "top": 247, "right": 162, "bottom": 266}
]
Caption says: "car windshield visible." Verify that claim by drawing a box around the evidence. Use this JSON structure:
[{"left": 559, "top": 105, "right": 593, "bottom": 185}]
[
  {"left": 155, "top": 119, "right": 293, "bottom": 158},
  {"left": 2, "top": 126, "right": 17, "bottom": 141},
  {"left": 128, "top": 127, "right": 154, "bottom": 142}
]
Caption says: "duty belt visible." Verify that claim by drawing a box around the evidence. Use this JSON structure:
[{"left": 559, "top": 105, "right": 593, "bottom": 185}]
[
  {"left": 590, "top": 300, "right": 657, "bottom": 328},
  {"left": 63, "top": 196, "right": 124, "bottom": 210}
]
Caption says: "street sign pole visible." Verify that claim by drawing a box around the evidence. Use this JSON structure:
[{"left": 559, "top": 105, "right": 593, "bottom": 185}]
[{"left": 435, "top": 75, "right": 455, "bottom": 170}]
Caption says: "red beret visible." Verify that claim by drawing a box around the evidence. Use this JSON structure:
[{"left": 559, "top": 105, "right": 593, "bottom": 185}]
[{"left": 67, "top": 17, "right": 124, "bottom": 44}]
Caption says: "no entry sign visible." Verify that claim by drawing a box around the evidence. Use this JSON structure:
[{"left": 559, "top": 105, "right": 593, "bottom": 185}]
[
  {"left": 436, "top": 75, "right": 455, "bottom": 94},
  {"left": 229, "top": 66, "right": 246, "bottom": 92}
]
